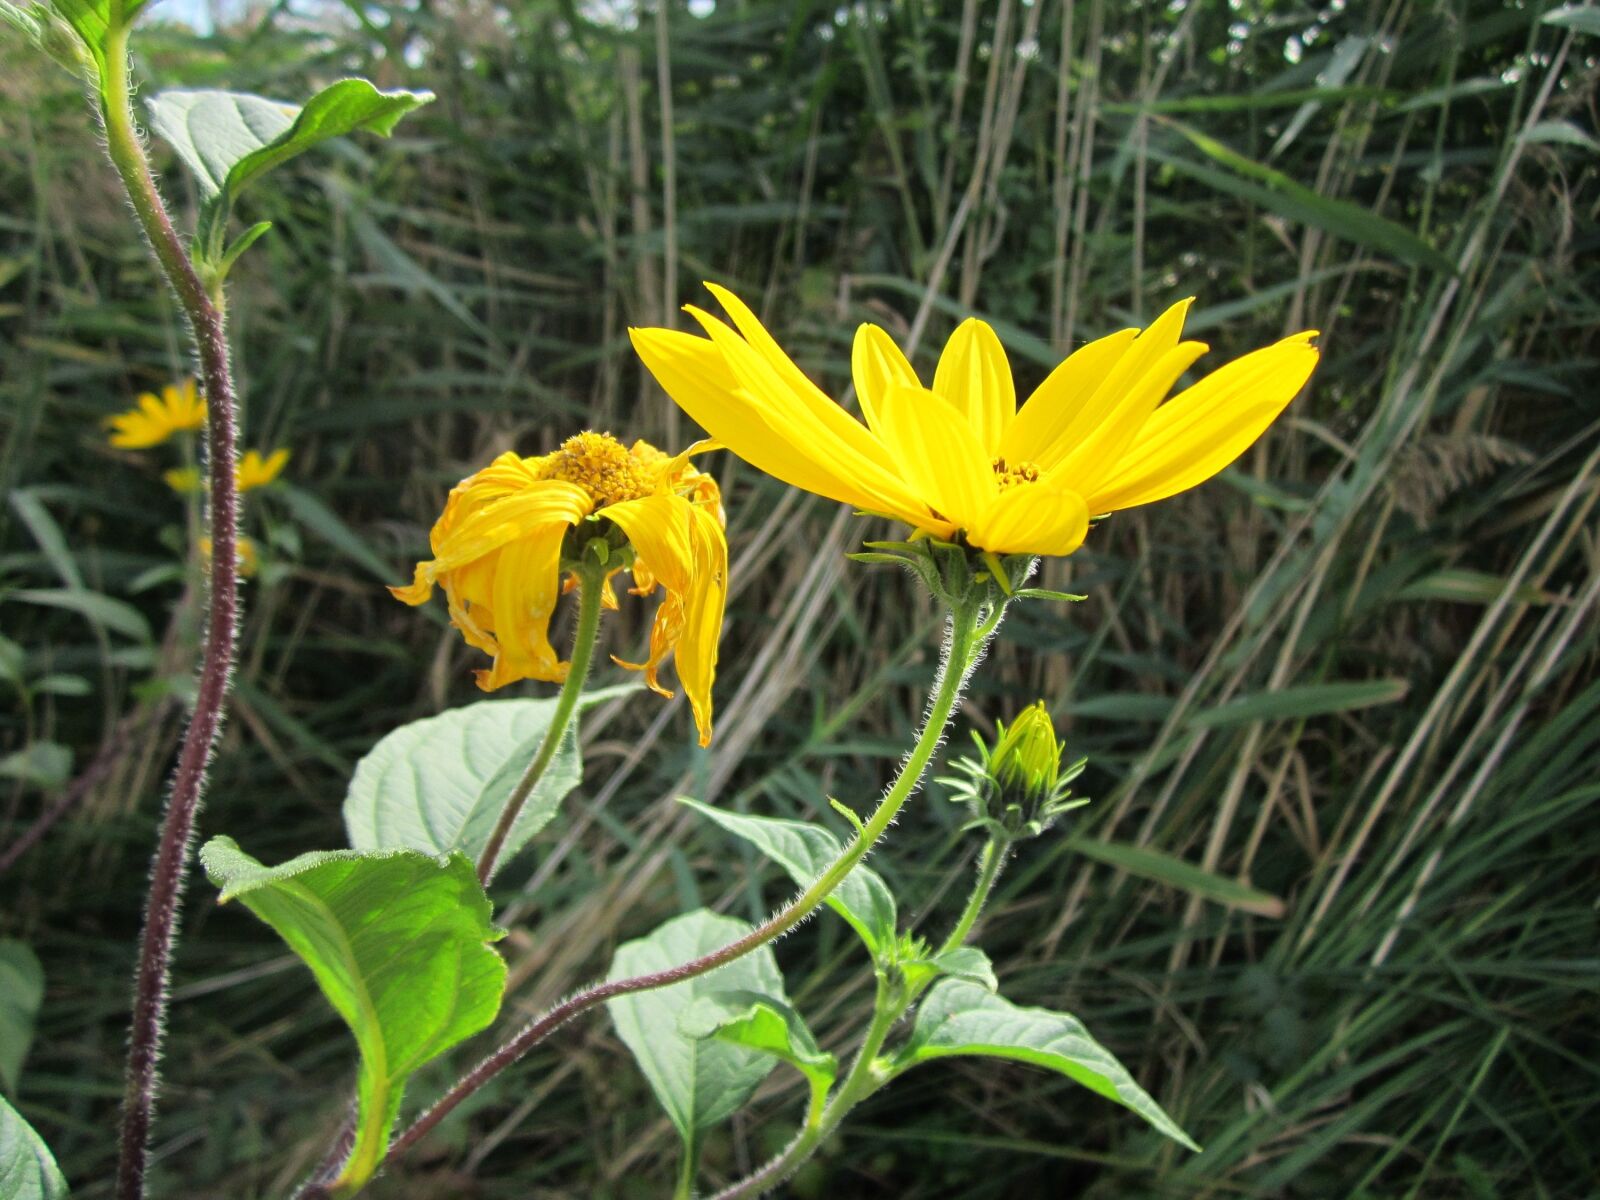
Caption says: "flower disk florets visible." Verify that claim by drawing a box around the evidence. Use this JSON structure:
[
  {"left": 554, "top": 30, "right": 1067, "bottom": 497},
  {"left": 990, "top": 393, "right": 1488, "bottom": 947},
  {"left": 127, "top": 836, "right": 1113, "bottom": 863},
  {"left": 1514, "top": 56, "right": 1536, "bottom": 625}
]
[
  {"left": 942, "top": 702, "right": 1088, "bottom": 841},
  {"left": 536, "top": 431, "right": 654, "bottom": 506}
]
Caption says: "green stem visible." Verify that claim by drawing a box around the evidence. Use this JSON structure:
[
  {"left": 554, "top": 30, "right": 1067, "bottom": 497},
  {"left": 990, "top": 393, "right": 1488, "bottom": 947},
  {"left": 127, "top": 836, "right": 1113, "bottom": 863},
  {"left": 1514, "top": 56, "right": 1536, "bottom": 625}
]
[
  {"left": 717, "top": 835, "right": 1014, "bottom": 1198},
  {"left": 379, "top": 596, "right": 996, "bottom": 1179},
  {"left": 937, "top": 837, "right": 1011, "bottom": 956},
  {"left": 477, "top": 559, "right": 607, "bottom": 884}
]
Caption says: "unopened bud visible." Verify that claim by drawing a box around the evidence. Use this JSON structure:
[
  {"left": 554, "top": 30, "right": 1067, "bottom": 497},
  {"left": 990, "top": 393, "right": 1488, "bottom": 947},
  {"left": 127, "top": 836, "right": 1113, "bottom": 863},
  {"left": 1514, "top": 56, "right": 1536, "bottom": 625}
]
[{"left": 942, "top": 702, "right": 1088, "bottom": 840}]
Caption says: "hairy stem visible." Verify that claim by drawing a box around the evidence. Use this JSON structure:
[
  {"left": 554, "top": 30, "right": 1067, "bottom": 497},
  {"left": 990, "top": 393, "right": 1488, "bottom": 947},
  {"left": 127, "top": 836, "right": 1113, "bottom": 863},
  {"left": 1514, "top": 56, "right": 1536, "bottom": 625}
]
[
  {"left": 477, "top": 562, "right": 607, "bottom": 883},
  {"left": 717, "top": 835, "right": 1014, "bottom": 1198},
  {"left": 377, "top": 596, "right": 993, "bottom": 1181},
  {"left": 938, "top": 836, "right": 1010, "bottom": 955},
  {"left": 101, "top": 21, "right": 243, "bottom": 1200}
]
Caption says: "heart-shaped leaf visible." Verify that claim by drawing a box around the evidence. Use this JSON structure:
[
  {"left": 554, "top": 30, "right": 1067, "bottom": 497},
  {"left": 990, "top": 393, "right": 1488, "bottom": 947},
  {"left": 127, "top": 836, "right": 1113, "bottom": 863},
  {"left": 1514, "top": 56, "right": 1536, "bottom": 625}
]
[
  {"left": 895, "top": 980, "right": 1199, "bottom": 1151},
  {"left": 146, "top": 80, "right": 433, "bottom": 202},
  {"left": 678, "top": 798, "right": 896, "bottom": 956},
  {"left": 344, "top": 685, "right": 635, "bottom": 869},
  {"left": 0, "top": 1095, "right": 67, "bottom": 1200},
  {"left": 200, "top": 838, "right": 505, "bottom": 1194},
  {"left": 606, "top": 911, "right": 785, "bottom": 1160},
  {"left": 680, "top": 989, "right": 837, "bottom": 1119}
]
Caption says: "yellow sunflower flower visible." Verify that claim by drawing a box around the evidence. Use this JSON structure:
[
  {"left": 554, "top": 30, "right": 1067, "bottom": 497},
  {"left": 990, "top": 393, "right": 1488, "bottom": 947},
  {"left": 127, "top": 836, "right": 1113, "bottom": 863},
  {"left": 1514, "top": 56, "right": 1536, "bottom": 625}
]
[
  {"left": 391, "top": 432, "right": 727, "bottom": 746},
  {"left": 163, "top": 466, "right": 203, "bottom": 495},
  {"left": 106, "top": 378, "right": 207, "bottom": 449},
  {"left": 630, "top": 284, "right": 1319, "bottom": 557},
  {"left": 236, "top": 448, "right": 290, "bottom": 492},
  {"left": 199, "top": 534, "right": 259, "bottom": 578}
]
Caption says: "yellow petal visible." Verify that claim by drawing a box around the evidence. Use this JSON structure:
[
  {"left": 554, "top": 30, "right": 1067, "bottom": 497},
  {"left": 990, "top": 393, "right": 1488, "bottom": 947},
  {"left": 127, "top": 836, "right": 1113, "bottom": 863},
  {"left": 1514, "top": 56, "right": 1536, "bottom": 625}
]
[
  {"left": 474, "top": 521, "right": 570, "bottom": 690},
  {"left": 678, "top": 504, "right": 727, "bottom": 746},
  {"left": 428, "top": 481, "right": 591, "bottom": 576},
  {"left": 999, "top": 327, "right": 1139, "bottom": 463},
  {"left": 931, "top": 318, "right": 1013, "bottom": 455},
  {"left": 630, "top": 326, "right": 891, "bottom": 514},
  {"left": 851, "top": 323, "right": 920, "bottom": 433},
  {"left": 1090, "top": 332, "right": 1320, "bottom": 512},
  {"left": 1028, "top": 298, "right": 1193, "bottom": 470},
  {"left": 872, "top": 385, "right": 996, "bottom": 531},
  {"left": 604, "top": 492, "right": 725, "bottom": 746},
  {"left": 968, "top": 484, "right": 1089, "bottom": 557},
  {"left": 1048, "top": 340, "right": 1211, "bottom": 497}
]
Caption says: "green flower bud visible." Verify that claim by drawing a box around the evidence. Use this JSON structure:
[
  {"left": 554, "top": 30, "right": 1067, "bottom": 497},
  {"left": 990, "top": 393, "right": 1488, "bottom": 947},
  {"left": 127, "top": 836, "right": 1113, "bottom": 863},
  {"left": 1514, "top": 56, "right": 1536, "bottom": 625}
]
[{"left": 941, "top": 703, "right": 1088, "bottom": 840}]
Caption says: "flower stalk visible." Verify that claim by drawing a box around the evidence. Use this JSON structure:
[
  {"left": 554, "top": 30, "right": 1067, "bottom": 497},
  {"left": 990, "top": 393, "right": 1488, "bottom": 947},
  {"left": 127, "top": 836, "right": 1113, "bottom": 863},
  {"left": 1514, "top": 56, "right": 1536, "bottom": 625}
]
[
  {"left": 477, "top": 553, "right": 608, "bottom": 883},
  {"left": 100, "top": 21, "right": 244, "bottom": 1200}
]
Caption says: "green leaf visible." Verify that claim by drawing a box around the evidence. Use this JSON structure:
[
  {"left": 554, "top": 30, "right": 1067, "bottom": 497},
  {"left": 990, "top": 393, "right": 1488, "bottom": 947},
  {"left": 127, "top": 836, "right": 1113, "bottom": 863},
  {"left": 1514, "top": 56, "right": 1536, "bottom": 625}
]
[
  {"left": 200, "top": 837, "right": 505, "bottom": 1195},
  {"left": 0, "top": 743, "right": 72, "bottom": 790},
  {"left": 1189, "top": 679, "right": 1409, "bottom": 728},
  {"left": 1396, "top": 569, "right": 1552, "bottom": 605},
  {"left": 0, "top": 1094, "right": 67, "bottom": 1200},
  {"left": 0, "top": 942, "right": 44, "bottom": 1093},
  {"left": 912, "top": 946, "right": 999, "bottom": 993},
  {"left": 679, "top": 988, "right": 838, "bottom": 1096},
  {"left": 678, "top": 798, "right": 897, "bottom": 956},
  {"left": 1065, "top": 838, "right": 1286, "bottom": 918},
  {"left": 606, "top": 910, "right": 785, "bottom": 1155},
  {"left": 274, "top": 484, "right": 399, "bottom": 584},
  {"left": 896, "top": 980, "right": 1199, "bottom": 1151},
  {"left": 344, "top": 686, "right": 635, "bottom": 868},
  {"left": 1150, "top": 123, "right": 1455, "bottom": 274},
  {"left": 1543, "top": 5, "right": 1600, "bottom": 36},
  {"left": 7, "top": 588, "right": 150, "bottom": 643},
  {"left": 145, "top": 80, "right": 434, "bottom": 202}
]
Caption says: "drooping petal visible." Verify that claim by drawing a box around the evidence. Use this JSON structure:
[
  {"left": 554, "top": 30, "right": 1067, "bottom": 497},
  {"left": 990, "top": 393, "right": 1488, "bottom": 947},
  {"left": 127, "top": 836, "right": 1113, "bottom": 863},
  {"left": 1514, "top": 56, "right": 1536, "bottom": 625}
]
[
  {"left": 603, "top": 491, "right": 725, "bottom": 746},
  {"left": 474, "top": 521, "right": 571, "bottom": 690},
  {"left": 678, "top": 504, "right": 727, "bottom": 746},
  {"left": 851, "top": 323, "right": 920, "bottom": 433},
  {"left": 1029, "top": 298, "right": 1194, "bottom": 470},
  {"left": 872, "top": 385, "right": 996, "bottom": 531},
  {"left": 427, "top": 482, "right": 592, "bottom": 579},
  {"left": 1000, "top": 327, "right": 1139, "bottom": 463},
  {"left": 1089, "top": 332, "right": 1320, "bottom": 512},
  {"left": 967, "top": 484, "right": 1090, "bottom": 557},
  {"left": 1047, "top": 340, "right": 1211, "bottom": 497},
  {"left": 931, "top": 318, "right": 1013, "bottom": 456}
]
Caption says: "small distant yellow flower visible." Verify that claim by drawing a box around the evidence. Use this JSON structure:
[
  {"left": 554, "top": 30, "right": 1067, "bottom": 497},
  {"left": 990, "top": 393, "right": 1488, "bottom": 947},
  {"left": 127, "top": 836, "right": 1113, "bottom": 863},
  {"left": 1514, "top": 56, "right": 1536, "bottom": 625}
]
[
  {"left": 106, "top": 379, "right": 206, "bottom": 449},
  {"left": 236, "top": 448, "right": 290, "bottom": 492},
  {"left": 392, "top": 432, "right": 727, "bottom": 746},
  {"left": 163, "top": 466, "right": 203, "bottom": 495},
  {"left": 631, "top": 284, "right": 1319, "bottom": 557},
  {"left": 199, "top": 534, "right": 259, "bottom": 578}
]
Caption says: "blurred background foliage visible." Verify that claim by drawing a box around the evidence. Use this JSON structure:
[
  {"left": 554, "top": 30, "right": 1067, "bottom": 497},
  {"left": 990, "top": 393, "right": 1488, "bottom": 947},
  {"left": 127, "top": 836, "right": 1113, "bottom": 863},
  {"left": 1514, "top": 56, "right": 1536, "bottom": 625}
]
[{"left": 2, "top": 0, "right": 1597, "bottom": 1196}]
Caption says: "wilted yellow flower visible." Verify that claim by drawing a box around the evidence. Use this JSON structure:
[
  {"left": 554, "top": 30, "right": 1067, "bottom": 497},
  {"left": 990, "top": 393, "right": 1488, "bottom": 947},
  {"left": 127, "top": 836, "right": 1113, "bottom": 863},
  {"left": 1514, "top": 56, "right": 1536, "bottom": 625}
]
[
  {"left": 392, "top": 432, "right": 727, "bottom": 746},
  {"left": 199, "top": 534, "right": 259, "bottom": 578},
  {"left": 236, "top": 448, "right": 290, "bottom": 492},
  {"left": 106, "top": 379, "right": 206, "bottom": 449},
  {"left": 631, "top": 284, "right": 1319, "bottom": 557},
  {"left": 163, "top": 466, "right": 203, "bottom": 495}
]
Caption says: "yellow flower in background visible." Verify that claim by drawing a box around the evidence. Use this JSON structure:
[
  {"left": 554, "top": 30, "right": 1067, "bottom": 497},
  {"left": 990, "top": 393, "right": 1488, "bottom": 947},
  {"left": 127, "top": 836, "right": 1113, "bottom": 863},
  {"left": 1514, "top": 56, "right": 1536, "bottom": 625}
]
[
  {"left": 236, "top": 448, "right": 290, "bottom": 492},
  {"left": 106, "top": 378, "right": 206, "bottom": 449},
  {"left": 199, "top": 534, "right": 259, "bottom": 578},
  {"left": 392, "top": 432, "right": 727, "bottom": 746},
  {"left": 631, "top": 284, "right": 1319, "bottom": 557},
  {"left": 163, "top": 466, "right": 203, "bottom": 495}
]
